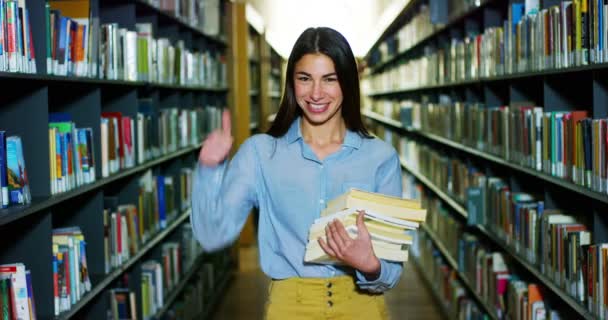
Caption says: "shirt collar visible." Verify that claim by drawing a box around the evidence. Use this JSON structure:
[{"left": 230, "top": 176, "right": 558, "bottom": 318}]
[{"left": 286, "top": 117, "right": 362, "bottom": 150}]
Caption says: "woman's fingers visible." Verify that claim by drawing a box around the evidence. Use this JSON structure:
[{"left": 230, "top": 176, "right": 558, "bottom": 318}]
[
  {"left": 325, "top": 225, "right": 343, "bottom": 258},
  {"left": 318, "top": 237, "right": 336, "bottom": 257},
  {"left": 333, "top": 219, "right": 352, "bottom": 245}
]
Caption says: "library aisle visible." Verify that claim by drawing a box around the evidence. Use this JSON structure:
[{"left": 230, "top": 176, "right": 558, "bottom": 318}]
[{"left": 210, "top": 246, "right": 443, "bottom": 320}]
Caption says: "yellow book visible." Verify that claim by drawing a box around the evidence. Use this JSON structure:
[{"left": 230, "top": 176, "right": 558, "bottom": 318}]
[{"left": 322, "top": 188, "right": 426, "bottom": 222}]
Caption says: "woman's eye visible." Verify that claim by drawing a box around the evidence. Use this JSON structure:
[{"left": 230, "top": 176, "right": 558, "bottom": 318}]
[
  {"left": 297, "top": 77, "right": 309, "bottom": 81},
  {"left": 325, "top": 77, "right": 337, "bottom": 82}
]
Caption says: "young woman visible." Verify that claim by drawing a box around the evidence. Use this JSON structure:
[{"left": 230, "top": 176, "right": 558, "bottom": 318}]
[{"left": 192, "top": 27, "right": 403, "bottom": 319}]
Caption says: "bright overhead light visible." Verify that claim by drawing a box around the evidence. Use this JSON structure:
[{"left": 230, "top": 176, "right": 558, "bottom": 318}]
[
  {"left": 246, "top": 3, "right": 265, "bottom": 34},
  {"left": 248, "top": 0, "right": 410, "bottom": 58}
]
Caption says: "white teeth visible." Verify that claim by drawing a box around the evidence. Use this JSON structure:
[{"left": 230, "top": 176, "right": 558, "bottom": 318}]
[{"left": 310, "top": 103, "right": 327, "bottom": 110}]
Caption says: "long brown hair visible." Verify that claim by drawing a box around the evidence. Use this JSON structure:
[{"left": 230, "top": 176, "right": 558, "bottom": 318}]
[{"left": 267, "top": 27, "right": 371, "bottom": 138}]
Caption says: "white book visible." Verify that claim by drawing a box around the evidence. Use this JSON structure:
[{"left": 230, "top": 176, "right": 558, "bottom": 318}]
[
  {"left": 126, "top": 31, "right": 138, "bottom": 81},
  {"left": 314, "top": 208, "right": 419, "bottom": 230},
  {"left": 0, "top": 263, "right": 30, "bottom": 320},
  {"left": 137, "top": 114, "right": 145, "bottom": 164},
  {"left": 121, "top": 215, "right": 129, "bottom": 262},
  {"left": 101, "top": 119, "right": 109, "bottom": 178}
]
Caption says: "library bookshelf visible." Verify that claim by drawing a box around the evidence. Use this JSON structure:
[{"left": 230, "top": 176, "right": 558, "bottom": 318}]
[
  {"left": 364, "top": 0, "right": 608, "bottom": 318},
  {"left": 0, "top": 0, "right": 236, "bottom": 319}
]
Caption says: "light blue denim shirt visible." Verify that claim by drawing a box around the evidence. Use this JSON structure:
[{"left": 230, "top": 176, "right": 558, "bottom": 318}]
[{"left": 191, "top": 118, "right": 403, "bottom": 292}]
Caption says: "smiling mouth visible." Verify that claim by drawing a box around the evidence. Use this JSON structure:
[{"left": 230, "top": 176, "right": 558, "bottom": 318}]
[{"left": 306, "top": 102, "right": 330, "bottom": 113}]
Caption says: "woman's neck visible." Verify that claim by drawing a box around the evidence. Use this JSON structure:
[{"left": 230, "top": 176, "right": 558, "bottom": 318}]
[{"left": 300, "top": 116, "right": 346, "bottom": 147}]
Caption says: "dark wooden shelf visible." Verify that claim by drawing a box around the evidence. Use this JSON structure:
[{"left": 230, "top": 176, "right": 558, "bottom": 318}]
[
  {"left": 0, "top": 146, "right": 199, "bottom": 227},
  {"left": 155, "top": 252, "right": 208, "bottom": 319},
  {"left": 410, "top": 257, "right": 450, "bottom": 319},
  {"left": 364, "top": 111, "right": 608, "bottom": 205},
  {"left": 369, "top": 0, "right": 495, "bottom": 75},
  {"left": 422, "top": 225, "right": 499, "bottom": 320},
  {"left": 400, "top": 158, "right": 467, "bottom": 218},
  {"left": 133, "top": 0, "right": 228, "bottom": 46},
  {"left": 200, "top": 270, "right": 234, "bottom": 319},
  {"left": 56, "top": 210, "right": 190, "bottom": 320},
  {"left": 367, "top": 62, "right": 608, "bottom": 97},
  {"left": 0, "top": 72, "right": 229, "bottom": 92}
]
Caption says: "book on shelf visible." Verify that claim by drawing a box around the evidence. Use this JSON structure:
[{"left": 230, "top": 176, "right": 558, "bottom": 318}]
[
  {"left": 304, "top": 188, "right": 426, "bottom": 264},
  {"left": 161, "top": 242, "right": 181, "bottom": 291},
  {"left": 48, "top": 113, "right": 96, "bottom": 195},
  {"left": 0, "top": 0, "right": 36, "bottom": 74},
  {"left": 0, "top": 131, "right": 9, "bottom": 208},
  {"left": 2, "top": 134, "right": 31, "bottom": 207},
  {"left": 52, "top": 226, "right": 92, "bottom": 316},
  {"left": 47, "top": 0, "right": 100, "bottom": 77},
  {"left": 108, "top": 288, "right": 137, "bottom": 320},
  {"left": 0, "top": 263, "right": 36, "bottom": 320}
]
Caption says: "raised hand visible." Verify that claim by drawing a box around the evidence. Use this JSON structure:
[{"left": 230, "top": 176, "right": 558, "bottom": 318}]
[
  {"left": 198, "top": 109, "right": 234, "bottom": 166},
  {"left": 318, "top": 210, "right": 381, "bottom": 276}
]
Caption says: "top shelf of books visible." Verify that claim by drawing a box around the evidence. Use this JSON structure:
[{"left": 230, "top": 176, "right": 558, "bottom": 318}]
[
  {"left": 365, "top": 0, "right": 607, "bottom": 88},
  {"left": 134, "top": 0, "right": 227, "bottom": 45}
]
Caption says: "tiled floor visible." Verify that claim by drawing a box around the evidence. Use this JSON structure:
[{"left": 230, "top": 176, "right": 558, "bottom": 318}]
[{"left": 211, "top": 246, "right": 443, "bottom": 320}]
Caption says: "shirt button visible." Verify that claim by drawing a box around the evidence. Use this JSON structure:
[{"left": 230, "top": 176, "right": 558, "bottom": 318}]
[
  {"left": 326, "top": 282, "right": 332, "bottom": 288},
  {"left": 320, "top": 165, "right": 324, "bottom": 169},
  {"left": 327, "top": 291, "right": 332, "bottom": 297},
  {"left": 320, "top": 199, "right": 325, "bottom": 204},
  {"left": 327, "top": 301, "right": 333, "bottom": 307}
]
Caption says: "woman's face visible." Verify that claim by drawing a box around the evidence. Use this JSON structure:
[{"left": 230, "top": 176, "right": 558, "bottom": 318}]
[{"left": 293, "top": 53, "right": 344, "bottom": 125}]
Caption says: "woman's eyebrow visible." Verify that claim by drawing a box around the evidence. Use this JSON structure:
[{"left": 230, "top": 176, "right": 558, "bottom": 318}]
[{"left": 294, "top": 71, "right": 337, "bottom": 77}]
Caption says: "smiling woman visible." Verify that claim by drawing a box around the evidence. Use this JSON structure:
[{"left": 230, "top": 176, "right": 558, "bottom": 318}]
[{"left": 191, "top": 27, "right": 403, "bottom": 320}]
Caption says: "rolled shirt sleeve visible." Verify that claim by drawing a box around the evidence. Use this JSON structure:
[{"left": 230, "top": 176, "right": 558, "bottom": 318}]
[
  {"left": 355, "top": 150, "right": 404, "bottom": 292},
  {"left": 190, "top": 138, "right": 259, "bottom": 252}
]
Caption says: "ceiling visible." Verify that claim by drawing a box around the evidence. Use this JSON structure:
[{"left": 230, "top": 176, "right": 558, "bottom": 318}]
[{"left": 245, "top": 0, "right": 410, "bottom": 58}]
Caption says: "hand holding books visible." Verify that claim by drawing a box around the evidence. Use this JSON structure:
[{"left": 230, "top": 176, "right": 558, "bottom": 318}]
[
  {"left": 198, "top": 110, "right": 233, "bottom": 166},
  {"left": 318, "top": 210, "right": 381, "bottom": 275},
  {"left": 305, "top": 189, "right": 427, "bottom": 265}
]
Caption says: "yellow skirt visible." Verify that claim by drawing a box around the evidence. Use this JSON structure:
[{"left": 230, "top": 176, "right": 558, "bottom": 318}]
[{"left": 264, "top": 276, "right": 389, "bottom": 320}]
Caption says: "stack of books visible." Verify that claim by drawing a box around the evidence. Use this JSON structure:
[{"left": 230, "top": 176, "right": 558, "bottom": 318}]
[{"left": 304, "top": 188, "right": 427, "bottom": 264}]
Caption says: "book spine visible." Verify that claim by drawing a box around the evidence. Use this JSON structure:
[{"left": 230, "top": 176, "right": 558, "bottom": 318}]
[{"left": 0, "top": 131, "right": 7, "bottom": 208}]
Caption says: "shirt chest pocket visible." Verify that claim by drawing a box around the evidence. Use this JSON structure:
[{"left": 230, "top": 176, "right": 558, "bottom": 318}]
[{"left": 341, "top": 181, "right": 373, "bottom": 194}]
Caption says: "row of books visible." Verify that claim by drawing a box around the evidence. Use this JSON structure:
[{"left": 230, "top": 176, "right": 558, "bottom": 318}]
[
  {"left": 52, "top": 226, "right": 91, "bottom": 316},
  {"left": 0, "top": 0, "right": 37, "bottom": 74},
  {"left": 0, "top": 133, "right": 31, "bottom": 209},
  {"left": 100, "top": 23, "right": 227, "bottom": 87},
  {"left": 367, "top": 0, "right": 485, "bottom": 67},
  {"left": 100, "top": 105, "right": 221, "bottom": 179},
  {"left": 150, "top": 0, "right": 222, "bottom": 37},
  {"left": 140, "top": 242, "right": 181, "bottom": 320},
  {"left": 0, "top": 263, "right": 36, "bottom": 320},
  {"left": 103, "top": 168, "right": 193, "bottom": 274},
  {"left": 368, "top": 97, "right": 608, "bottom": 197},
  {"left": 165, "top": 251, "right": 232, "bottom": 320},
  {"left": 414, "top": 232, "right": 490, "bottom": 320},
  {"left": 364, "top": 0, "right": 608, "bottom": 93},
  {"left": 466, "top": 173, "right": 607, "bottom": 316},
  {"left": 397, "top": 129, "right": 608, "bottom": 318},
  {"left": 405, "top": 171, "right": 567, "bottom": 320},
  {"left": 457, "top": 232, "right": 566, "bottom": 320},
  {"left": 48, "top": 113, "right": 96, "bottom": 195}
]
